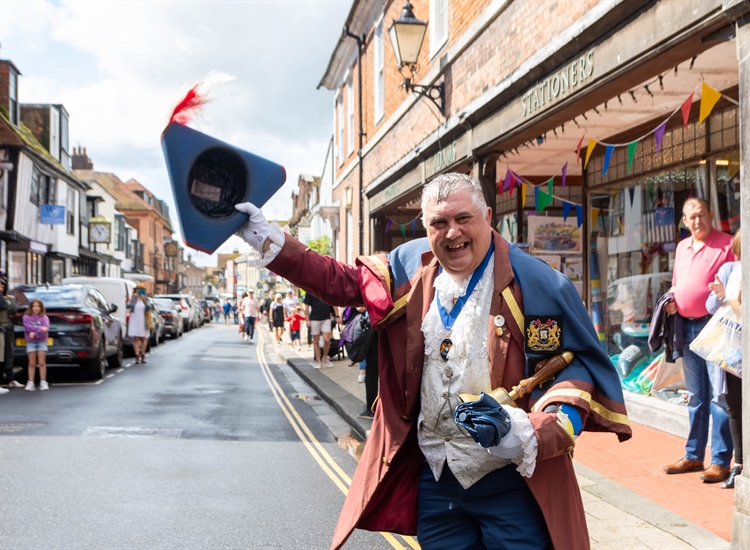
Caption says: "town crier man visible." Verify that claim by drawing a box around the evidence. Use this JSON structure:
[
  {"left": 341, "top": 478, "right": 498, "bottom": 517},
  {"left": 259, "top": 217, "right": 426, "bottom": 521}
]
[{"left": 235, "top": 173, "right": 631, "bottom": 549}]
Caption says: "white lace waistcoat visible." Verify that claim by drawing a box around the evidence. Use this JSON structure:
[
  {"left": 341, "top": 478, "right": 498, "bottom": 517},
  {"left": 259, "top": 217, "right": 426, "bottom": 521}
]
[{"left": 418, "top": 253, "right": 511, "bottom": 489}]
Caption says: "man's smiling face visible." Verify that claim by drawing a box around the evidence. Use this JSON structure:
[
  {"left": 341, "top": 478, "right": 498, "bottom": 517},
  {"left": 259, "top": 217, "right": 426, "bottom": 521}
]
[{"left": 424, "top": 187, "right": 493, "bottom": 279}]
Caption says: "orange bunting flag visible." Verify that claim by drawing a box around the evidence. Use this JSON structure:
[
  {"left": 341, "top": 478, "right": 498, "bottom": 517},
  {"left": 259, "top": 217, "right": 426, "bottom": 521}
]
[
  {"left": 591, "top": 207, "right": 601, "bottom": 229},
  {"left": 521, "top": 183, "right": 527, "bottom": 209},
  {"left": 699, "top": 82, "right": 722, "bottom": 124},
  {"left": 584, "top": 139, "right": 597, "bottom": 169}
]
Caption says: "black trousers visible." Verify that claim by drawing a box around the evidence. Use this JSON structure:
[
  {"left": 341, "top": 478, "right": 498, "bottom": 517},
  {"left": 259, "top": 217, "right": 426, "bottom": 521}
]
[
  {"left": 726, "top": 372, "right": 743, "bottom": 464},
  {"left": 1, "top": 331, "right": 14, "bottom": 383}
]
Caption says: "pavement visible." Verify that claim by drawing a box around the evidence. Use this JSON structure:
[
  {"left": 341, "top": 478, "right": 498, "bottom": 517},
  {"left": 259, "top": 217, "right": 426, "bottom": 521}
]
[{"left": 262, "top": 325, "right": 733, "bottom": 549}]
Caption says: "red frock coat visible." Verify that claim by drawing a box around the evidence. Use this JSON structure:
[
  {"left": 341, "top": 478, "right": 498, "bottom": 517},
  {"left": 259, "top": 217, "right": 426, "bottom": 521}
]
[{"left": 268, "top": 232, "right": 631, "bottom": 550}]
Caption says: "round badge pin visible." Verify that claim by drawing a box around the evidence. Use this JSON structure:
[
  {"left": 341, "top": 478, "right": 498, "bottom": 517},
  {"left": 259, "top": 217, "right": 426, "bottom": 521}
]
[
  {"left": 439, "top": 339, "right": 453, "bottom": 361},
  {"left": 494, "top": 315, "right": 505, "bottom": 327}
]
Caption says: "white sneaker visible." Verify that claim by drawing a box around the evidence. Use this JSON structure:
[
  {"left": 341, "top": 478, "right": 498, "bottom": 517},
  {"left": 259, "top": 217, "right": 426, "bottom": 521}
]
[
  {"left": 323, "top": 358, "right": 333, "bottom": 368},
  {"left": 8, "top": 380, "right": 24, "bottom": 388},
  {"left": 25, "top": 381, "right": 35, "bottom": 392},
  {"left": 39, "top": 381, "right": 49, "bottom": 391},
  {"left": 314, "top": 363, "right": 322, "bottom": 369},
  {"left": 0, "top": 387, "right": 8, "bottom": 394},
  {"left": 358, "top": 373, "right": 365, "bottom": 383}
]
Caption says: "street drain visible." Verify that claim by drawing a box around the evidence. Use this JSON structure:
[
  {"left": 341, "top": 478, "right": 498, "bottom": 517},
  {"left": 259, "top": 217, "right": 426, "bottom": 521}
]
[
  {"left": 0, "top": 423, "right": 45, "bottom": 433},
  {"left": 293, "top": 393, "right": 322, "bottom": 401},
  {"left": 82, "top": 427, "right": 183, "bottom": 439}
]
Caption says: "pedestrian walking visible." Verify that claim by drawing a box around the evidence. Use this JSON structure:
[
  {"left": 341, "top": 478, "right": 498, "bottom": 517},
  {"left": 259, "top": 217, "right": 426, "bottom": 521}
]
[
  {"left": 241, "top": 289, "right": 260, "bottom": 342},
  {"left": 663, "top": 198, "right": 735, "bottom": 483},
  {"left": 271, "top": 293, "right": 286, "bottom": 344},
  {"left": 128, "top": 285, "right": 151, "bottom": 364},
  {"left": 282, "top": 289, "right": 299, "bottom": 317},
  {"left": 286, "top": 306, "right": 305, "bottom": 351},
  {"left": 23, "top": 299, "right": 49, "bottom": 391},
  {"left": 235, "top": 172, "right": 630, "bottom": 549},
  {"left": 303, "top": 292, "right": 338, "bottom": 368},
  {"left": 705, "top": 231, "right": 743, "bottom": 488},
  {"left": 222, "top": 300, "right": 231, "bottom": 324},
  {"left": 232, "top": 300, "right": 239, "bottom": 325},
  {"left": 213, "top": 302, "right": 220, "bottom": 323},
  {"left": 0, "top": 273, "right": 20, "bottom": 394}
]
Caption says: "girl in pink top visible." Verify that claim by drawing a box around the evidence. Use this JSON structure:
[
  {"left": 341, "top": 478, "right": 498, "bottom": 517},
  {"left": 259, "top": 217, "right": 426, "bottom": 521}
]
[{"left": 23, "top": 299, "right": 50, "bottom": 391}]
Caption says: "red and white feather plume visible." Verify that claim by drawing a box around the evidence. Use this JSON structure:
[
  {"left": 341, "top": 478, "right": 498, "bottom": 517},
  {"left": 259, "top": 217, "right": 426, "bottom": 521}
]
[{"left": 168, "top": 71, "right": 235, "bottom": 126}]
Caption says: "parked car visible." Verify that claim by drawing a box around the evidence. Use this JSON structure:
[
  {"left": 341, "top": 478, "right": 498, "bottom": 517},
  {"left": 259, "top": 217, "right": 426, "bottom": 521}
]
[
  {"left": 153, "top": 298, "right": 183, "bottom": 339},
  {"left": 153, "top": 294, "right": 195, "bottom": 332},
  {"left": 147, "top": 298, "right": 166, "bottom": 347},
  {"left": 10, "top": 284, "right": 124, "bottom": 380},
  {"left": 199, "top": 300, "right": 211, "bottom": 323},
  {"left": 191, "top": 298, "right": 205, "bottom": 327},
  {"left": 62, "top": 276, "right": 135, "bottom": 343}
]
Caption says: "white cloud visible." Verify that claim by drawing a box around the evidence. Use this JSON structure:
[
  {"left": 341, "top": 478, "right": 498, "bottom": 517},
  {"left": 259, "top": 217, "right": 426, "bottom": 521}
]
[{"left": 1, "top": 0, "right": 349, "bottom": 266}]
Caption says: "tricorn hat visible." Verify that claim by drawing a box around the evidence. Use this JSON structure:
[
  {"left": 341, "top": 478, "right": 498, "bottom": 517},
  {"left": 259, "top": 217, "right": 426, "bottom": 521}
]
[{"left": 161, "top": 74, "right": 286, "bottom": 254}]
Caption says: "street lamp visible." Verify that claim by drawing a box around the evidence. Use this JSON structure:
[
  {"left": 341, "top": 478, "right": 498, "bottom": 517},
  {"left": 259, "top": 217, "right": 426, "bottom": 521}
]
[{"left": 388, "top": 1, "right": 445, "bottom": 116}]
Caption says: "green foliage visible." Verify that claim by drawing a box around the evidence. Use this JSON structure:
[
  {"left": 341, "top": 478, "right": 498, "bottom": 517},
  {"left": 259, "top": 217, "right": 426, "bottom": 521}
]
[{"left": 307, "top": 235, "right": 331, "bottom": 256}]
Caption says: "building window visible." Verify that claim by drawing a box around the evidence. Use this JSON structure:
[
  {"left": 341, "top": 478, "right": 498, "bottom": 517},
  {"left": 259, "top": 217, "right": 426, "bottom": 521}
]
[
  {"left": 8, "top": 68, "right": 18, "bottom": 126},
  {"left": 373, "top": 16, "right": 385, "bottom": 123},
  {"left": 48, "top": 178, "right": 56, "bottom": 204},
  {"left": 337, "top": 93, "right": 344, "bottom": 164},
  {"left": 347, "top": 74, "right": 355, "bottom": 155},
  {"left": 66, "top": 187, "right": 76, "bottom": 235},
  {"left": 30, "top": 166, "right": 41, "bottom": 207},
  {"left": 346, "top": 209, "right": 353, "bottom": 265},
  {"left": 430, "top": 0, "right": 449, "bottom": 58}
]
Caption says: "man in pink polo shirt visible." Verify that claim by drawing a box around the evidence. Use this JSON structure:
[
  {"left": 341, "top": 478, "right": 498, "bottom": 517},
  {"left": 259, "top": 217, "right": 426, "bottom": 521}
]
[{"left": 664, "top": 197, "right": 735, "bottom": 483}]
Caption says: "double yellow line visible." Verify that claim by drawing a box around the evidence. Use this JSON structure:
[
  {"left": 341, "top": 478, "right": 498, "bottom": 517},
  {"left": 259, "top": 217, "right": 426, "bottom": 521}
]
[{"left": 255, "top": 331, "right": 420, "bottom": 550}]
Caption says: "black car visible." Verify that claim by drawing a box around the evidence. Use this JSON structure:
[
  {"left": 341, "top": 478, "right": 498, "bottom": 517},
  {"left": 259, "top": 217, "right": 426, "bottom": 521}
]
[
  {"left": 11, "top": 284, "right": 124, "bottom": 380},
  {"left": 153, "top": 298, "right": 183, "bottom": 339}
]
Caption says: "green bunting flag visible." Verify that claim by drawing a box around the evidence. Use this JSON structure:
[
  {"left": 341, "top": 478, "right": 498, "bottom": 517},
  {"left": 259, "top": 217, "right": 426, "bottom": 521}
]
[
  {"left": 535, "top": 178, "right": 554, "bottom": 213},
  {"left": 627, "top": 141, "right": 638, "bottom": 174},
  {"left": 400, "top": 224, "right": 406, "bottom": 238}
]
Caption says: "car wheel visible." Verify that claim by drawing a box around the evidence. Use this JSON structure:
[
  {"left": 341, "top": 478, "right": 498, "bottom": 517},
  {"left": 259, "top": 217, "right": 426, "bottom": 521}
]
[
  {"left": 108, "top": 337, "right": 124, "bottom": 369},
  {"left": 85, "top": 342, "right": 106, "bottom": 380}
]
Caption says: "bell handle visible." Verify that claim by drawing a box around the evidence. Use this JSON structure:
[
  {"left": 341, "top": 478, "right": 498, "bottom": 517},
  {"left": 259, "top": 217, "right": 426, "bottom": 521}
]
[{"left": 508, "top": 351, "right": 575, "bottom": 401}]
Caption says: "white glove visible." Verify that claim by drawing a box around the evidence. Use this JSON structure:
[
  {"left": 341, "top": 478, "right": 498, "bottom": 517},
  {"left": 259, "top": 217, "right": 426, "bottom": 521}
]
[
  {"left": 487, "top": 404, "right": 538, "bottom": 478},
  {"left": 234, "top": 202, "right": 273, "bottom": 253}
]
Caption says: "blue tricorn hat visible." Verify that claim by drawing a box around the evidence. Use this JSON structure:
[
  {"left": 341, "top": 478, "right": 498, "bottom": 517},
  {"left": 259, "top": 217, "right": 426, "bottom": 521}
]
[{"left": 161, "top": 122, "right": 286, "bottom": 253}]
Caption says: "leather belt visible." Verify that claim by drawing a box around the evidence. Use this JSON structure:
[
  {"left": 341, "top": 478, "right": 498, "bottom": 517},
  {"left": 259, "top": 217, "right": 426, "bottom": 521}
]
[{"left": 685, "top": 314, "right": 711, "bottom": 322}]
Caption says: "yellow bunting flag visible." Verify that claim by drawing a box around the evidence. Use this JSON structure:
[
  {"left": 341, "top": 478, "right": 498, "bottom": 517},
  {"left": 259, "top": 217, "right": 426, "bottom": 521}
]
[
  {"left": 521, "top": 183, "right": 527, "bottom": 209},
  {"left": 591, "top": 207, "right": 601, "bottom": 229},
  {"left": 699, "top": 82, "right": 722, "bottom": 124},
  {"left": 584, "top": 139, "right": 597, "bottom": 169}
]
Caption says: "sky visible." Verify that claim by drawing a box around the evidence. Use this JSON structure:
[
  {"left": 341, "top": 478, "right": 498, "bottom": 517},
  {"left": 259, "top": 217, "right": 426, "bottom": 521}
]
[{"left": 0, "top": 0, "right": 350, "bottom": 266}]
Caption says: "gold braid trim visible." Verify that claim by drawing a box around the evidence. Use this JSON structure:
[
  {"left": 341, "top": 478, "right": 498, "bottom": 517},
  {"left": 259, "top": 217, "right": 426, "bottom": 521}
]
[
  {"left": 367, "top": 255, "right": 392, "bottom": 290},
  {"left": 501, "top": 286, "right": 524, "bottom": 333},
  {"left": 532, "top": 388, "right": 630, "bottom": 427},
  {"left": 378, "top": 294, "right": 408, "bottom": 325}
]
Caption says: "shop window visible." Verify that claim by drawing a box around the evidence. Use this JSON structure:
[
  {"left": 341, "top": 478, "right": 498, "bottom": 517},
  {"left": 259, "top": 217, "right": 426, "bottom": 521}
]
[
  {"left": 709, "top": 108, "right": 739, "bottom": 152},
  {"left": 8, "top": 250, "right": 26, "bottom": 289},
  {"left": 715, "top": 162, "right": 741, "bottom": 233},
  {"left": 50, "top": 259, "right": 64, "bottom": 284}
]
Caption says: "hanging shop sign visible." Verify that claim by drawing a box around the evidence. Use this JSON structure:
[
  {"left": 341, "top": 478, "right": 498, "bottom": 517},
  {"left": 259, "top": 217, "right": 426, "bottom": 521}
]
[{"left": 522, "top": 49, "right": 595, "bottom": 118}]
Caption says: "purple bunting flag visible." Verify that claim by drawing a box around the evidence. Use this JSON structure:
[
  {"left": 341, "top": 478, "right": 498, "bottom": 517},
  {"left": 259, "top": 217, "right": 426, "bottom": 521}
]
[
  {"left": 561, "top": 162, "right": 568, "bottom": 187},
  {"left": 385, "top": 219, "right": 393, "bottom": 233},
  {"left": 411, "top": 219, "right": 416, "bottom": 236},
  {"left": 654, "top": 122, "right": 666, "bottom": 154}
]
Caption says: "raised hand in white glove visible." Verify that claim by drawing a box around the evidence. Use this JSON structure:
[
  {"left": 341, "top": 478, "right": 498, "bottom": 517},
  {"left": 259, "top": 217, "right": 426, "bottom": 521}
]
[
  {"left": 487, "top": 404, "right": 538, "bottom": 477},
  {"left": 235, "top": 202, "right": 274, "bottom": 253}
]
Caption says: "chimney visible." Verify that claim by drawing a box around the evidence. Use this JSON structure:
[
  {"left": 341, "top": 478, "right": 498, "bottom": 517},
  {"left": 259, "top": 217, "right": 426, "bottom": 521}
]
[{"left": 72, "top": 145, "right": 94, "bottom": 170}]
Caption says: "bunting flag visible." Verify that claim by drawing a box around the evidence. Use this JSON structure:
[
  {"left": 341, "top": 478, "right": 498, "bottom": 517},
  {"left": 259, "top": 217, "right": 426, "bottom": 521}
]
[
  {"left": 562, "top": 201, "right": 573, "bottom": 222},
  {"left": 385, "top": 219, "right": 393, "bottom": 233},
  {"left": 400, "top": 224, "right": 406, "bottom": 238},
  {"left": 602, "top": 144, "right": 615, "bottom": 176},
  {"left": 575, "top": 205, "right": 583, "bottom": 228},
  {"left": 626, "top": 141, "right": 638, "bottom": 173},
  {"left": 561, "top": 162, "right": 568, "bottom": 187},
  {"left": 584, "top": 139, "right": 597, "bottom": 169},
  {"left": 628, "top": 187, "right": 635, "bottom": 206},
  {"left": 521, "top": 183, "right": 527, "bottom": 209},
  {"left": 535, "top": 181, "right": 553, "bottom": 213},
  {"left": 647, "top": 181, "right": 655, "bottom": 200},
  {"left": 681, "top": 92, "right": 694, "bottom": 129},
  {"left": 591, "top": 207, "right": 601, "bottom": 229},
  {"left": 411, "top": 219, "right": 416, "bottom": 236},
  {"left": 500, "top": 170, "right": 512, "bottom": 196},
  {"left": 576, "top": 135, "right": 585, "bottom": 164},
  {"left": 699, "top": 82, "right": 722, "bottom": 124},
  {"left": 654, "top": 122, "right": 666, "bottom": 153}
]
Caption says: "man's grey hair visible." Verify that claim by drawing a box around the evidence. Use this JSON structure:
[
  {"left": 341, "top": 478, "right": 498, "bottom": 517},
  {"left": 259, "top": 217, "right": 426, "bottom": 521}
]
[
  {"left": 682, "top": 197, "right": 710, "bottom": 216},
  {"left": 420, "top": 173, "right": 487, "bottom": 227}
]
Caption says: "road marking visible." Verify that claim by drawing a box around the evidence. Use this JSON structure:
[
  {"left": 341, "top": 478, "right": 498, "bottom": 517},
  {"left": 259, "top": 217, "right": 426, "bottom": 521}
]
[
  {"left": 54, "top": 380, "right": 104, "bottom": 386},
  {"left": 106, "top": 373, "right": 115, "bottom": 379},
  {"left": 256, "top": 332, "right": 419, "bottom": 550},
  {"left": 116, "top": 368, "right": 124, "bottom": 373}
]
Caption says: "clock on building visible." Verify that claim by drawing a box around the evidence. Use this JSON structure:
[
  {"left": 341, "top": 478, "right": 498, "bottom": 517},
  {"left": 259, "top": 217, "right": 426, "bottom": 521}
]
[
  {"left": 165, "top": 242, "right": 178, "bottom": 257},
  {"left": 89, "top": 216, "right": 112, "bottom": 244}
]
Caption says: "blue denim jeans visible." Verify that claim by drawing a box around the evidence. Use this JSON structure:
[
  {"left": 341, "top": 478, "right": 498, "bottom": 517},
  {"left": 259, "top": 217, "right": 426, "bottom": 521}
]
[{"left": 682, "top": 318, "right": 733, "bottom": 467}]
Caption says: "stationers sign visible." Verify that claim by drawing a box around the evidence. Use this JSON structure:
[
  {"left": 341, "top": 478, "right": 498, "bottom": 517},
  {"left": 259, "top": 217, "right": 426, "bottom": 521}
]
[{"left": 522, "top": 49, "right": 595, "bottom": 118}]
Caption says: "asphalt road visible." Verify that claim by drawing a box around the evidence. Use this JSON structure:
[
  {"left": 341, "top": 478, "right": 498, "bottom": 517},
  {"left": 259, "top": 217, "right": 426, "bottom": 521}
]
[{"left": 0, "top": 323, "right": 403, "bottom": 550}]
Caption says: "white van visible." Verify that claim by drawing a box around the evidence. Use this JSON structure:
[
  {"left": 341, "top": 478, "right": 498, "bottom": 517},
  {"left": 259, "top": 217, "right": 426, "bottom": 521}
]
[{"left": 62, "top": 277, "right": 136, "bottom": 340}]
